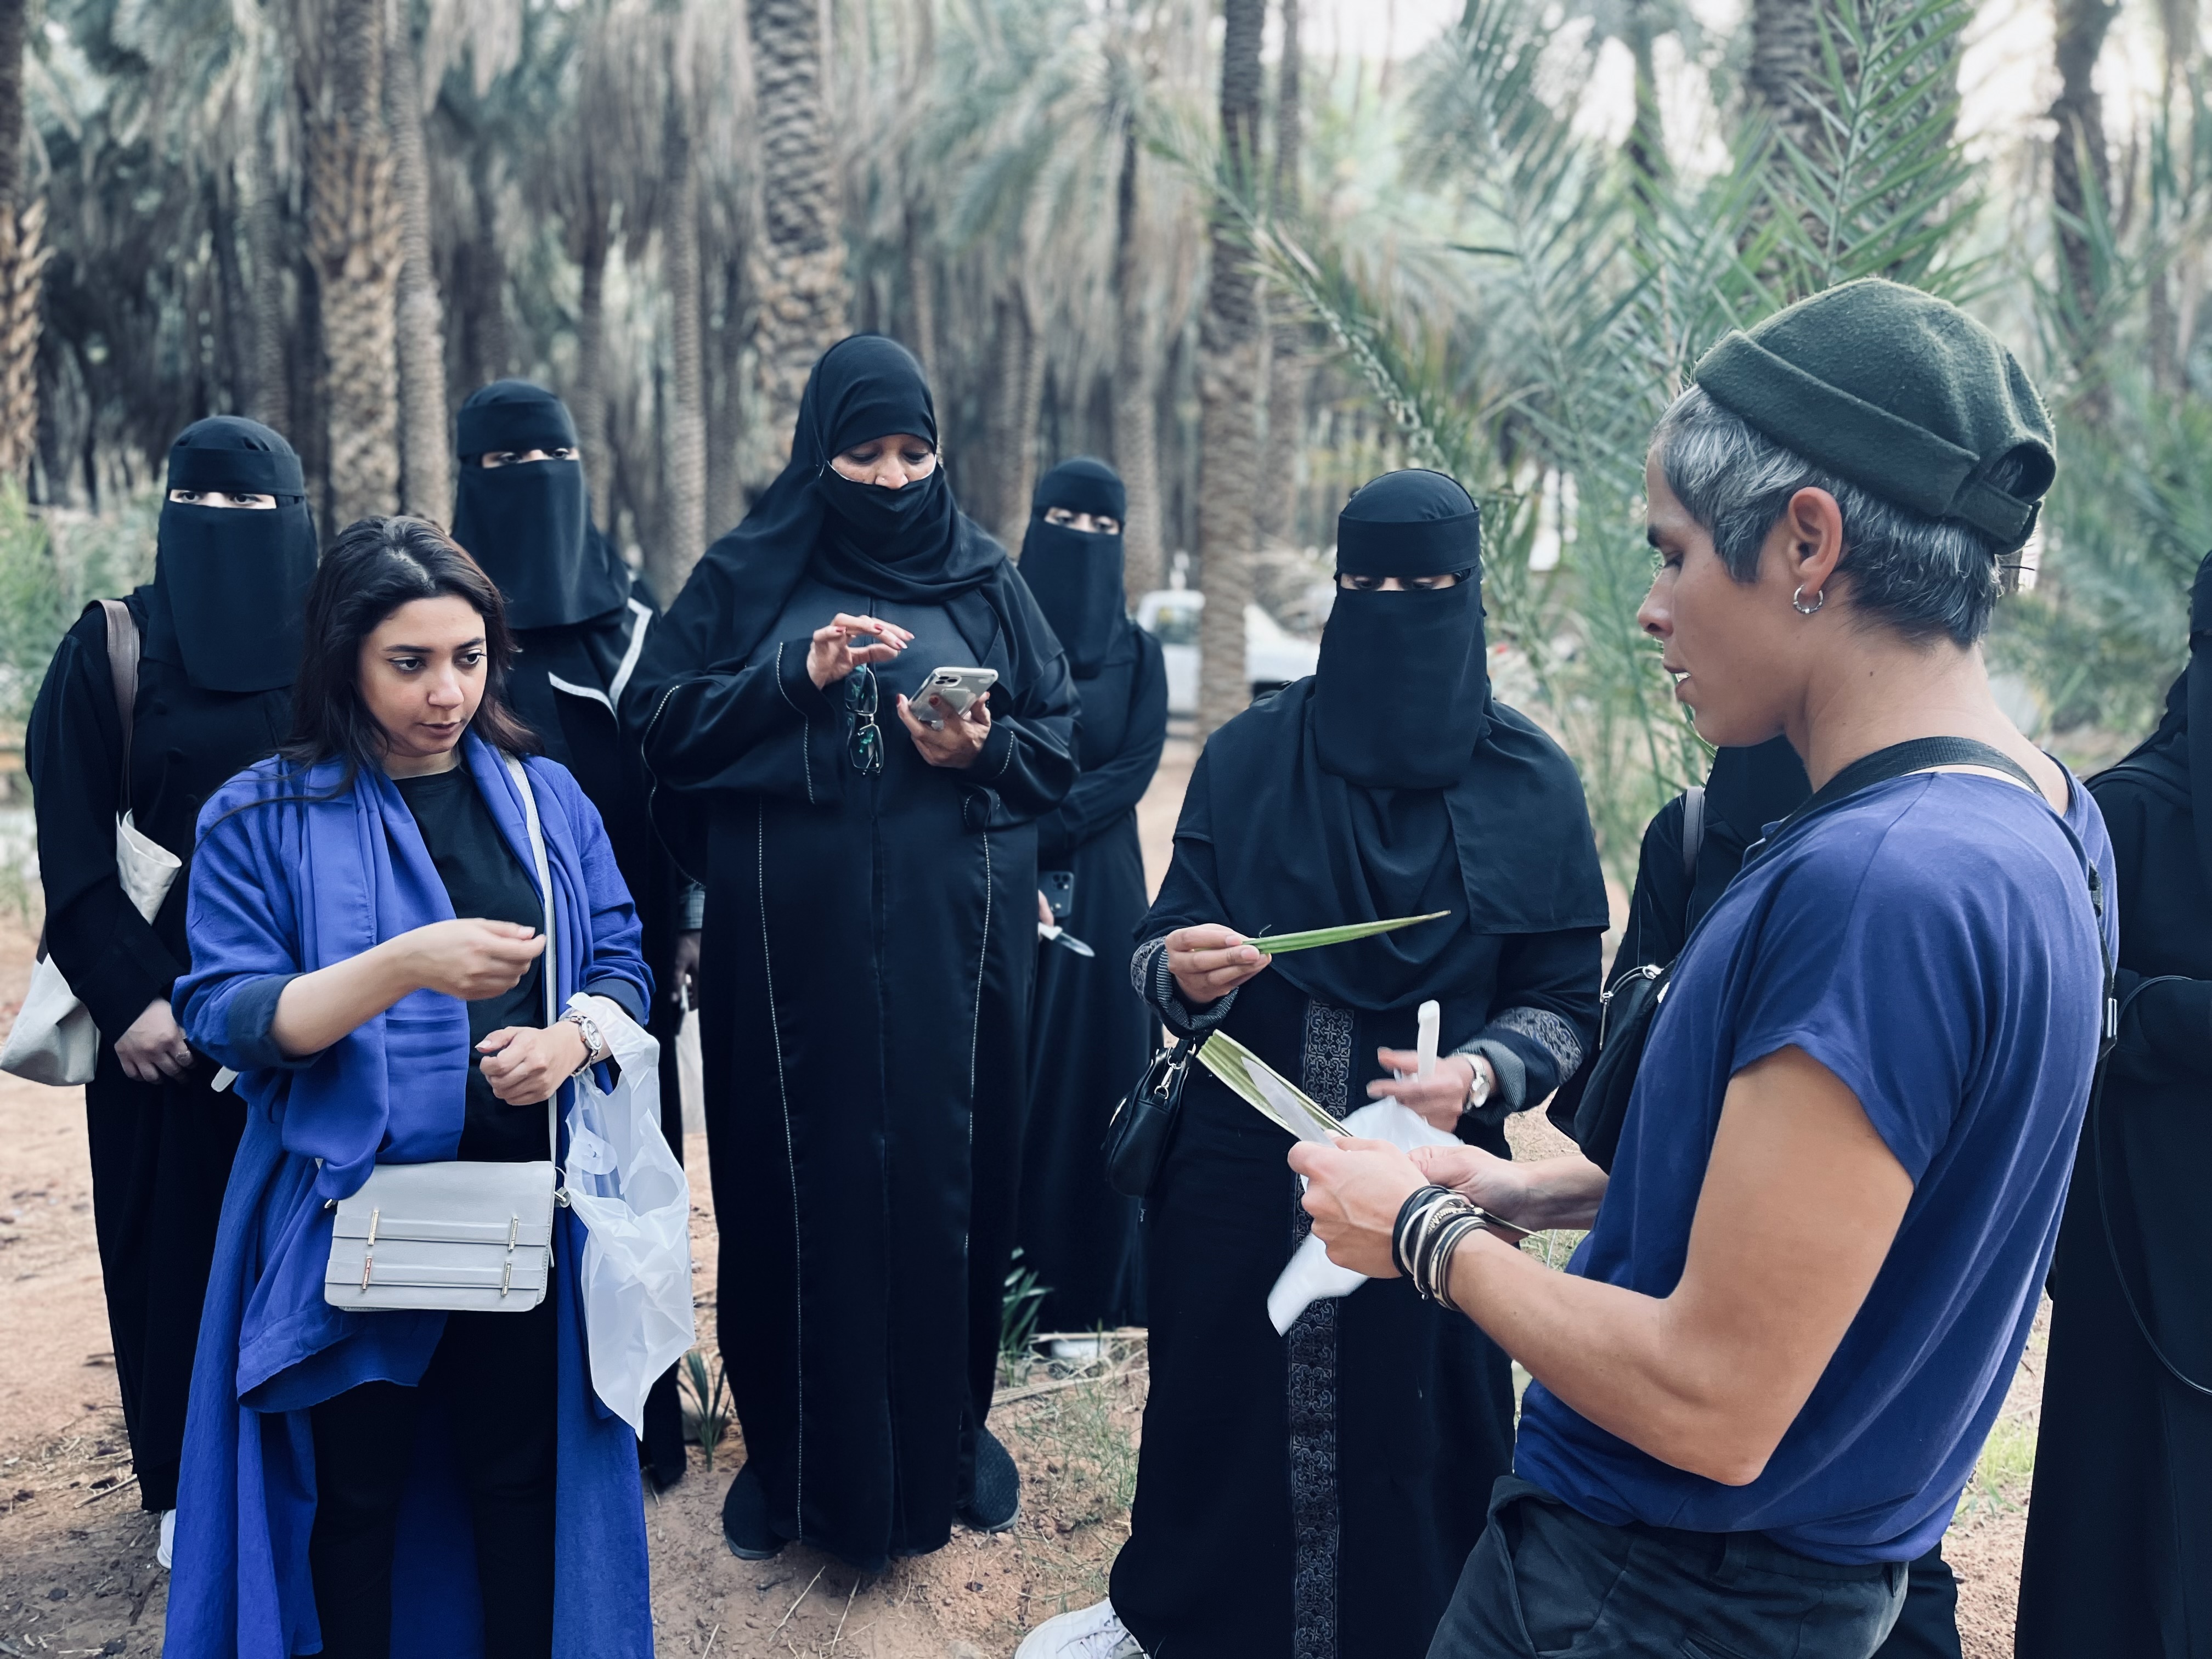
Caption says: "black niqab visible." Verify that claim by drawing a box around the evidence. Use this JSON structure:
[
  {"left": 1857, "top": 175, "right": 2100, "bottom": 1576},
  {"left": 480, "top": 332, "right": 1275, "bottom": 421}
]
[
  {"left": 449, "top": 380, "right": 631, "bottom": 631},
  {"left": 1705, "top": 735, "right": 1811, "bottom": 843},
  {"left": 1018, "top": 458, "right": 1127, "bottom": 675},
  {"left": 1197, "top": 469, "right": 1606, "bottom": 1010},
  {"left": 1313, "top": 470, "right": 1488, "bottom": 789},
  {"left": 146, "top": 417, "right": 317, "bottom": 695}
]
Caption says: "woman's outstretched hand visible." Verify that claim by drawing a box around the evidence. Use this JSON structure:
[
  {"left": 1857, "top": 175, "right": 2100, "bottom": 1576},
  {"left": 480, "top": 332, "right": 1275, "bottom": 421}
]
[
  {"left": 477, "top": 1022, "right": 590, "bottom": 1107},
  {"left": 1163, "top": 924, "right": 1271, "bottom": 1006},
  {"left": 898, "top": 690, "right": 991, "bottom": 768},
  {"left": 392, "top": 919, "right": 546, "bottom": 1000},
  {"left": 807, "top": 612, "right": 912, "bottom": 689}
]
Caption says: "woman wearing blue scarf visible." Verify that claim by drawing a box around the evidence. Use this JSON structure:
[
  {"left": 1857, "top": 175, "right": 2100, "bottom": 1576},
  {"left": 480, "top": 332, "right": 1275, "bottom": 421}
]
[{"left": 164, "top": 518, "right": 655, "bottom": 1658}]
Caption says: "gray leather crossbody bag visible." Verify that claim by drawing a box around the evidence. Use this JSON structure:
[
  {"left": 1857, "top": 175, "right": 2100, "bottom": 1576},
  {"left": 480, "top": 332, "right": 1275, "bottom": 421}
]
[{"left": 323, "top": 757, "right": 566, "bottom": 1313}]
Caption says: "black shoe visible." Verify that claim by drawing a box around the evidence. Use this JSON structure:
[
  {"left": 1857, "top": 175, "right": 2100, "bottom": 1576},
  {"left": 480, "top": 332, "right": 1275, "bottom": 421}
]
[
  {"left": 721, "top": 1463, "right": 785, "bottom": 1561},
  {"left": 956, "top": 1426, "right": 1021, "bottom": 1533}
]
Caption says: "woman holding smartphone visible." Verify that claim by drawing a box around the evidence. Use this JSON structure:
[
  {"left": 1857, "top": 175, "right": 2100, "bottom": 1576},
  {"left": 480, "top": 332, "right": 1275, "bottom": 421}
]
[
  {"left": 624, "top": 335, "right": 1077, "bottom": 1569},
  {"left": 163, "top": 518, "right": 656, "bottom": 1659}
]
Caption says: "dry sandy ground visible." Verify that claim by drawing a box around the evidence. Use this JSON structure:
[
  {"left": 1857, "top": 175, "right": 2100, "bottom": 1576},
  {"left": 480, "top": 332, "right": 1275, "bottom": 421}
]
[{"left": 0, "top": 741, "right": 2041, "bottom": 1657}]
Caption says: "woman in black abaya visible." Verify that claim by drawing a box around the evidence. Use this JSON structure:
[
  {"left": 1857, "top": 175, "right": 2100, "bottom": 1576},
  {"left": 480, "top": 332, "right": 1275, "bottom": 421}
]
[
  {"left": 1024, "top": 471, "right": 1607, "bottom": 1659},
  {"left": 623, "top": 336, "right": 1077, "bottom": 1570},
  {"left": 24, "top": 417, "right": 315, "bottom": 1553},
  {"left": 449, "top": 378, "right": 692, "bottom": 1488},
  {"left": 1014, "top": 459, "right": 1167, "bottom": 1336},
  {"left": 2017, "top": 550, "right": 2212, "bottom": 1658}
]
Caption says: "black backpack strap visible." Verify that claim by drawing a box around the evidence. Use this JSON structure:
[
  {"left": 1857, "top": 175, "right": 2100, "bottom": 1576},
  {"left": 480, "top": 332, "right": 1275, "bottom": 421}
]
[
  {"left": 2089, "top": 974, "right": 2212, "bottom": 1397},
  {"left": 1679, "top": 785, "right": 1706, "bottom": 885}
]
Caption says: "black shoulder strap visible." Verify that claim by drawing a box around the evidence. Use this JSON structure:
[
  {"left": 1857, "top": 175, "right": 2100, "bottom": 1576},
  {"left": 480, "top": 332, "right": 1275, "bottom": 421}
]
[
  {"left": 1679, "top": 785, "right": 1706, "bottom": 885},
  {"left": 93, "top": 599, "right": 140, "bottom": 808},
  {"left": 1756, "top": 736, "right": 2039, "bottom": 855},
  {"left": 2091, "top": 974, "right": 2212, "bottom": 1397}
]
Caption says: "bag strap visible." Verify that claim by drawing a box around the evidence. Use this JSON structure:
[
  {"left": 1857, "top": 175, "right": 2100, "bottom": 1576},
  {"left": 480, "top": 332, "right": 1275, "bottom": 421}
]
[
  {"left": 504, "top": 754, "right": 563, "bottom": 1168},
  {"left": 1679, "top": 785, "right": 1706, "bottom": 884},
  {"left": 95, "top": 599, "right": 139, "bottom": 808},
  {"left": 1759, "top": 736, "right": 2038, "bottom": 853},
  {"left": 2089, "top": 974, "right": 2212, "bottom": 1397}
]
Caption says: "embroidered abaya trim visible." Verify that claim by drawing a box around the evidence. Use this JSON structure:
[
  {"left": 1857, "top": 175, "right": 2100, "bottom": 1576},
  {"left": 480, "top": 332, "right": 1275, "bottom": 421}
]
[{"left": 1288, "top": 998, "right": 1354, "bottom": 1659}]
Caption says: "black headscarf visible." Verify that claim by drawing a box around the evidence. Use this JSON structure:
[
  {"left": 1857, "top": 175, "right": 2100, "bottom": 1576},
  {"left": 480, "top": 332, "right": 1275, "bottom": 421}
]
[
  {"left": 146, "top": 417, "right": 317, "bottom": 694},
  {"left": 2112, "top": 549, "right": 2212, "bottom": 889},
  {"left": 449, "top": 379, "right": 631, "bottom": 631},
  {"left": 1705, "top": 735, "right": 1810, "bottom": 843},
  {"left": 1192, "top": 468, "right": 1607, "bottom": 1009},
  {"left": 628, "top": 336, "right": 1000, "bottom": 686},
  {"left": 1018, "top": 457, "right": 1127, "bottom": 676},
  {"left": 1314, "top": 470, "right": 1489, "bottom": 789}
]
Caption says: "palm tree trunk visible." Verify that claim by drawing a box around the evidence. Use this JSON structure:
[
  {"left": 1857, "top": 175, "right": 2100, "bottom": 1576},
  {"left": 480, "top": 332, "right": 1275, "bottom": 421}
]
[
  {"left": 1112, "top": 115, "right": 1164, "bottom": 603},
  {"left": 1255, "top": 0, "right": 1304, "bottom": 552},
  {"left": 706, "top": 241, "right": 749, "bottom": 540},
  {"left": 658, "top": 81, "right": 707, "bottom": 599},
  {"left": 383, "top": 0, "right": 449, "bottom": 518},
  {"left": 2051, "top": 0, "right": 2119, "bottom": 356},
  {"left": 245, "top": 130, "right": 294, "bottom": 436},
  {"left": 572, "top": 190, "right": 613, "bottom": 515},
  {"left": 748, "top": 0, "right": 847, "bottom": 462},
  {"left": 1747, "top": 0, "right": 1825, "bottom": 157},
  {"left": 1195, "top": 0, "right": 1266, "bottom": 741},
  {"left": 0, "top": 0, "right": 41, "bottom": 486},
  {"left": 306, "top": 0, "right": 402, "bottom": 529},
  {"left": 997, "top": 279, "right": 1046, "bottom": 553}
]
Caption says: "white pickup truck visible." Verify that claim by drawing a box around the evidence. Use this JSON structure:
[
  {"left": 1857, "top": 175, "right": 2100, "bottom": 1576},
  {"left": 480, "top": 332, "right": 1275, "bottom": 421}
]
[{"left": 1135, "top": 588, "right": 1319, "bottom": 718}]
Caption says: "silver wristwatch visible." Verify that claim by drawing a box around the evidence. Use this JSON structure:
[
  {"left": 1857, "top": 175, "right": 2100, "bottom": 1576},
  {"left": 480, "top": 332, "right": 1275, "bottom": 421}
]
[{"left": 561, "top": 1008, "right": 610, "bottom": 1077}]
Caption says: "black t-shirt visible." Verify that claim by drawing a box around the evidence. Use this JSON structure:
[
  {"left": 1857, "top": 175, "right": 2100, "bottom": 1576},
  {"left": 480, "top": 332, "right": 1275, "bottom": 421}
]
[{"left": 393, "top": 766, "right": 549, "bottom": 1163}]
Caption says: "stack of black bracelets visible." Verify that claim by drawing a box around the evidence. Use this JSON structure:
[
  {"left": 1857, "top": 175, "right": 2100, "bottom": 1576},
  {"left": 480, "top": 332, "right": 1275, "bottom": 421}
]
[{"left": 1391, "top": 1183, "right": 1500, "bottom": 1312}]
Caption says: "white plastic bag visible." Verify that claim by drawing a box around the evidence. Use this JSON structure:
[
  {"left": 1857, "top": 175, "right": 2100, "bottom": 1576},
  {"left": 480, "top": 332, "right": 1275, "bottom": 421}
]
[
  {"left": 1267, "top": 1099, "right": 1462, "bottom": 1335},
  {"left": 561, "top": 992, "right": 696, "bottom": 1435}
]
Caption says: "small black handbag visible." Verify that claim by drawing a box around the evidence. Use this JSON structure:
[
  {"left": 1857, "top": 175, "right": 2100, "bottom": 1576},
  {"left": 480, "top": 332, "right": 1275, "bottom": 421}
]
[{"left": 1103, "top": 1041, "right": 1194, "bottom": 1199}]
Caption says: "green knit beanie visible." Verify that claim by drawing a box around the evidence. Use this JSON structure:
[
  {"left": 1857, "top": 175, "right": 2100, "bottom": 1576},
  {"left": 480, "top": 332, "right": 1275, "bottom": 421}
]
[{"left": 1692, "top": 278, "right": 2055, "bottom": 552}]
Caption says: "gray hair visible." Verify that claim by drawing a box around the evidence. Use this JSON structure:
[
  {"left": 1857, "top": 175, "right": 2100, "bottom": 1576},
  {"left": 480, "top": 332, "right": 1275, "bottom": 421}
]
[{"left": 1650, "top": 386, "right": 2029, "bottom": 648}]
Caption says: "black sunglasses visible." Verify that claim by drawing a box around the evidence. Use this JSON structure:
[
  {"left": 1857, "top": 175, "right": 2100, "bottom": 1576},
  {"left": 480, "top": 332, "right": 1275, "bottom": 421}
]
[{"left": 845, "top": 666, "right": 883, "bottom": 777}]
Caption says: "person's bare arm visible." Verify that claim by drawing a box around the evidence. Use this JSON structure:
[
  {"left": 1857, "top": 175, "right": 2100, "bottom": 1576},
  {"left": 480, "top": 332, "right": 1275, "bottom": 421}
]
[
  {"left": 269, "top": 919, "right": 546, "bottom": 1059},
  {"left": 1408, "top": 1141, "right": 1611, "bottom": 1233},
  {"left": 1293, "top": 1045, "right": 1912, "bottom": 1485}
]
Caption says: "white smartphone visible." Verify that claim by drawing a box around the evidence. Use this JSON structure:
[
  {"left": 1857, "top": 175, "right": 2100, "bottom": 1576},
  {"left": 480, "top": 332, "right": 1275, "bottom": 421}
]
[{"left": 907, "top": 666, "right": 998, "bottom": 728}]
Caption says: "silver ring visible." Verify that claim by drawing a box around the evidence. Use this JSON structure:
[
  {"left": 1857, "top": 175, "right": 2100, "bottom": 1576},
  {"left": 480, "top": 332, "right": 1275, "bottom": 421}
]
[{"left": 1792, "top": 584, "right": 1826, "bottom": 616}]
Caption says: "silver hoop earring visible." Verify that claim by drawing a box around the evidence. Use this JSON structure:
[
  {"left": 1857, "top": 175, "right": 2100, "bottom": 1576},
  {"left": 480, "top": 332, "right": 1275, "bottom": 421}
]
[{"left": 1792, "top": 585, "right": 1825, "bottom": 616}]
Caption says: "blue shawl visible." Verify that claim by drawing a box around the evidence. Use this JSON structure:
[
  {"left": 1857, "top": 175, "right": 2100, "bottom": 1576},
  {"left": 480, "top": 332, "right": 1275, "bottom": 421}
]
[{"left": 165, "top": 735, "right": 654, "bottom": 1658}]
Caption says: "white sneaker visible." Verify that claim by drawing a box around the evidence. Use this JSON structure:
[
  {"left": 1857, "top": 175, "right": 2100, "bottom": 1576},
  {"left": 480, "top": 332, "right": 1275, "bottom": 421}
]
[
  {"left": 1014, "top": 1599, "right": 1144, "bottom": 1658},
  {"left": 156, "top": 1508, "right": 176, "bottom": 1570}
]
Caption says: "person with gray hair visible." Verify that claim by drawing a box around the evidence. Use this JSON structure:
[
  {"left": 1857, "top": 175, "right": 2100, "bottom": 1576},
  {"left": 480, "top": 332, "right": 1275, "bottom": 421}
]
[{"left": 1295, "top": 279, "right": 2112, "bottom": 1659}]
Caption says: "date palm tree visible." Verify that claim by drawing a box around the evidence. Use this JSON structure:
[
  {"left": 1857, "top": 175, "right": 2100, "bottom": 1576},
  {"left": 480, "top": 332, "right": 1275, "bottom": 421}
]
[
  {"left": 1194, "top": 0, "right": 1265, "bottom": 739},
  {"left": 749, "top": 0, "right": 846, "bottom": 455},
  {"left": 303, "top": 0, "right": 403, "bottom": 527}
]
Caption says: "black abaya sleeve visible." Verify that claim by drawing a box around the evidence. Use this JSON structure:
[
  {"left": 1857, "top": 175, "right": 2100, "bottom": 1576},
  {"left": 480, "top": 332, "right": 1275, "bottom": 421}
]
[
  {"left": 940, "top": 575, "right": 1079, "bottom": 831},
  {"left": 639, "top": 636, "right": 847, "bottom": 808},
  {"left": 1130, "top": 757, "right": 1246, "bottom": 1037},
  {"left": 24, "top": 605, "right": 183, "bottom": 1040},
  {"left": 1039, "top": 633, "right": 1168, "bottom": 865},
  {"left": 1453, "top": 926, "right": 1603, "bottom": 1126}
]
